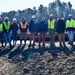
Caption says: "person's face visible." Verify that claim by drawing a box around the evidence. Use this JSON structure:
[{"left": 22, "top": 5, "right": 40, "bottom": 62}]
[
  {"left": 42, "top": 17, "right": 45, "bottom": 21},
  {"left": 22, "top": 19, "right": 25, "bottom": 22},
  {"left": 5, "top": 19, "right": 8, "bottom": 22},
  {"left": 13, "top": 20, "right": 16, "bottom": 23},
  {"left": 69, "top": 16, "right": 72, "bottom": 20},
  {"left": 50, "top": 16, "right": 53, "bottom": 20}
]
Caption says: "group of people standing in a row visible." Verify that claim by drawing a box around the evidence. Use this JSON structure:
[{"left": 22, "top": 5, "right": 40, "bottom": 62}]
[{"left": 0, "top": 14, "right": 75, "bottom": 48}]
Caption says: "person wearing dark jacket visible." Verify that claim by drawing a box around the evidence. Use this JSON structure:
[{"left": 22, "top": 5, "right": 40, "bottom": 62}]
[
  {"left": 0, "top": 17, "right": 4, "bottom": 47},
  {"left": 11, "top": 18, "right": 18, "bottom": 46},
  {"left": 29, "top": 15, "right": 38, "bottom": 46},
  {"left": 3, "top": 17, "right": 12, "bottom": 47},
  {"left": 38, "top": 17, "right": 47, "bottom": 46},
  {"left": 56, "top": 16, "right": 65, "bottom": 47},
  {"left": 20, "top": 17, "right": 28, "bottom": 45}
]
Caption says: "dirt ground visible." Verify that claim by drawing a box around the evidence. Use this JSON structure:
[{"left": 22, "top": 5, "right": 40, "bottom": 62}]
[{"left": 0, "top": 42, "right": 75, "bottom": 75}]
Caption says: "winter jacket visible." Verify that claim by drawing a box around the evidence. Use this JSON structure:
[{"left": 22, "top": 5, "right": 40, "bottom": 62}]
[
  {"left": 56, "top": 19, "right": 65, "bottom": 33},
  {"left": 29, "top": 20, "right": 38, "bottom": 32},
  {"left": 38, "top": 21, "right": 47, "bottom": 32},
  {"left": 11, "top": 23, "right": 18, "bottom": 34}
]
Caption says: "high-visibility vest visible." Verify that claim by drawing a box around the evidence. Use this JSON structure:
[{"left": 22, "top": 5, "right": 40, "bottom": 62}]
[
  {"left": 66, "top": 19, "right": 74, "bottom": 28},
  {"left": 0, "top": 23, "right": 3, "bottom": 31},
  {"left": 48, "top": 19, "right": 55, "bottom": 29},
  {"left": 3, "top": 21, "right": 10, "bottom": 30},
  {"left": 20, "top": 22, "right": 27, "bottom": 28},
  {"left": 74, "top": 20, "right": 75, "bottom": 28}
]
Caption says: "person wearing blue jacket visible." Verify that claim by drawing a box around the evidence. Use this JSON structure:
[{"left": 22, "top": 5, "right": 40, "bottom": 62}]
[
  {"left": 29, "top": 15, "right": 38, "bottom": 46},
  {"left": 38, "top": 17, "right": 47, "bottom": 46}
]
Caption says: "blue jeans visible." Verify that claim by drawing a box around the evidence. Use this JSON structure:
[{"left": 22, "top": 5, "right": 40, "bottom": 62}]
[
  {"left": 12, "top": 34, "right": 17, "bottom": 41},
  {"left": 67, "top": 30, "right": 74, "bottom": 42},
  {"left": 3, "top": 32, "right": 11, "bottom": 45}
]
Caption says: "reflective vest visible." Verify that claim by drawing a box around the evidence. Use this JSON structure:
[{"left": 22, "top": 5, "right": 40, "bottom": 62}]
[
  {"left": 74, "top": 20, "right": 75, "bottom": 28},
  {"left": 66, "top": 19, "right": 74, "bottom": 28},
  {"left": 48, "top": 19, "right": 55, "bottom": 29},
  {"left": 3, "top": 21, "right": 10, "bottom": 30},
  {"left": 20, "top": 22, "right": 27, "bottom": 28},
  {"left": 0, "top": 23, "right": 3, "bottom": 31}
]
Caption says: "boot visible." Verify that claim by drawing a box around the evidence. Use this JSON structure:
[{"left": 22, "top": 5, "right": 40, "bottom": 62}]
[
  {"left": 20, "top": 40, "right": 22, "bottom": 45},
  {"left": 24, "top": 40, "right": 26, "bottom": 45},
  {"left": 60, "top": 42, "right": 62, "bottom": 47}
]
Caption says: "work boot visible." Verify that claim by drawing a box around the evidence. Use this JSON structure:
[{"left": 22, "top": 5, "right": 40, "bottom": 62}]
[
  {"left": 42, "top": 43, "right": 45, "bottom": 47},
  {"left": 60, "top": 42, "right": 62, "bottom": 47},
  {"left": 67, "top": 41, "right": 71, "bottom": 44},
  {"left": 24, "top": 40, "right": 26, "bottom": 45},
  {"left": 63, "top": 42, "right": 66, "bottom": 47},
  {"left": 20, "top": 40, "right": 22, "bottom": 45}
]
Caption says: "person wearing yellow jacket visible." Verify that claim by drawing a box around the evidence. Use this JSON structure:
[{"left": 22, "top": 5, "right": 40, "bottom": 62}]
[
  {"left": 66, "top": 14, "right": 74, "bottom": 45},
  {"left": 48, "top": 14, "right": 56, "bottom": 47},
  {"left": 0, "top": 17, "right": 4, "bottom": 47}
]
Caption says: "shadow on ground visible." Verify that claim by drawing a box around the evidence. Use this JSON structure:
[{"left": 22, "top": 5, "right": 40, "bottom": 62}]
[{"left": 0, "top": 44, "right": 75, "bottom": 74}]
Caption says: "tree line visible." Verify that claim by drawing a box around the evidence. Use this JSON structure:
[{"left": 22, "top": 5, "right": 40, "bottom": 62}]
[{"left": 0, "top": 0, "right": 75, "bottom": 23}]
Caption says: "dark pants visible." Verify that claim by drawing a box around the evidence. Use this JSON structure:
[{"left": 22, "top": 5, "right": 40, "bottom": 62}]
[
  {"left": 12, "top": 34, "right": 17, "bottom": 45},
  {"left": 0, "top": 32, "right": 3, "bottom": 46},
  {"left": 3, "top": 32, "right": 11, "bottom": 46}
]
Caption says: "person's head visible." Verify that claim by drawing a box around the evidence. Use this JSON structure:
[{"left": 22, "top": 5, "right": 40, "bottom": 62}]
[
  {"left": 13, "top": 18, "right": 17, "bottom": 24},
  {"left": 41, "top": 17, "right": 45, "bottom": 21},
  {"left": 49, "top": 14, "right": 54, "bottom": 20},
  {"left": 31, "top": 15, "right": 36, "bottom": 20},
  {"left": 4, "top": 17, "right": 9, "bottom": 22},
  {"left": 22, "top": 17, "right": 25, "bottom": 23},
  {"left": 0, "top": 17, "right": 2, "bottom": 22},
  {"left": 58, "top": 15, "right": 62, "bottom": 20},
  {"left": 68, "top": 14, "right": 72, "bottom": 20}
]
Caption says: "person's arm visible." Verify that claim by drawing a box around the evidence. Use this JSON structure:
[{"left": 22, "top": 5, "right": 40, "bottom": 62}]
[{"left": 54, "top": 20, "right": 57, "bottom": 32}]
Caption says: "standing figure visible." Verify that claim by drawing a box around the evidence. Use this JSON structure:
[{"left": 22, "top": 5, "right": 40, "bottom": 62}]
[
  {"left": 66, "top": 14, "right": 74, "bottom": 45},
  {"left": 47, "top": 14, "right": 56, "bottom": 47},
  {"left": 38, "top": 17, "right": 47, "bottom": 46},
  {"left": 56, "top": 16, "right": 65, "bottom": 47},
  {"left": 29, "top": 15, "right": 38, "bottom": 46},
  {"left": 11, "top": 18, "right": 18, "bottom": 46},
  {"left": 3, "top": 17, "right": 12, "bottom": 47},
  {"left": 20, "top": 17, "right": 28, "bottom": 45},
  {"left": 0, "top": 17, "right": 4, "bottom": 47}
]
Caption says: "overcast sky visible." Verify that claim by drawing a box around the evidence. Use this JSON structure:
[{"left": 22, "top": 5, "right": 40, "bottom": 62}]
[{"left": 0, "top": 0, "right": 75, "bottom": 12}]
